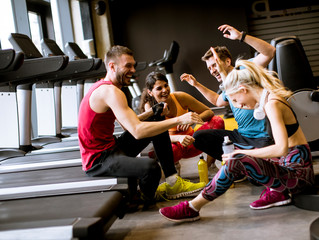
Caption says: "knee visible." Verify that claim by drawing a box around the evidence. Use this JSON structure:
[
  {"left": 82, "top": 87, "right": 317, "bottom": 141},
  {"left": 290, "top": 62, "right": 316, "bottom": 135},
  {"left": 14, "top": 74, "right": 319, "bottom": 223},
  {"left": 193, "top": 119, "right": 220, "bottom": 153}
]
[
  {"left": 172, "top": 143, "right": 183, "bottom": 163},
  {"left": 146, "top": 158, "right": 161, "bottom": 176},
  {"left": 193, "top": 131, "right": 206, "bottom": 147}
]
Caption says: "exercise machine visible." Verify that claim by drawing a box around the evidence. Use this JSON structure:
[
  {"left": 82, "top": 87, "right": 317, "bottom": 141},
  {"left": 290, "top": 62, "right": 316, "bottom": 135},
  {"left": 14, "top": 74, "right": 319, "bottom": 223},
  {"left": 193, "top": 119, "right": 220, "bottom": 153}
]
[{"left": 269, "top": 36, "right": 319, "bottom": 214}]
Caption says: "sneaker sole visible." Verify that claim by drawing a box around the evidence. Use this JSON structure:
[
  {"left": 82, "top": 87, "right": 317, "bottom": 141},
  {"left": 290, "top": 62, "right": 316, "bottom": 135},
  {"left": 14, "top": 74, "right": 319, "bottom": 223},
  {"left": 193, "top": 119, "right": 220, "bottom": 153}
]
[
  {"left": 159, "top": 209, "right": 200, "bottom": 222},
  {"left": 234, "top": 176, "right": 247, "bottom": 183},
  {"left": 166, "top": 187, "right": 204, "bottom": 200},
  {"left": 249, "top": 198, "right": 292, "bottom": 210}
]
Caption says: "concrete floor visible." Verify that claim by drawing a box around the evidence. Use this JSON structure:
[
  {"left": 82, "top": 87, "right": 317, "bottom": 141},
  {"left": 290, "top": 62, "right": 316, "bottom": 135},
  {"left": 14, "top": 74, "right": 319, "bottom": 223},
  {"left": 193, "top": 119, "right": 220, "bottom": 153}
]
[{"left": 105, "top": 154, "right": 319, "bottom": 240}]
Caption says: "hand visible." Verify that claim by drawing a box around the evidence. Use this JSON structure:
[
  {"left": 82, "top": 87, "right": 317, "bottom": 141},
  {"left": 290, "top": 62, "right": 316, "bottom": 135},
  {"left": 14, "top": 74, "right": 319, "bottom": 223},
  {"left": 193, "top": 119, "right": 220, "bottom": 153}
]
[
  {"left": 221, "top": 150, "right": 243, "bottom": 164},
  {"left": 210, "top": 47, "right": 226, "bottom": 79},
  {"left": 180, "top": 73, "right": 198, "bottom": 87},
  {"left": 176, "top": 124, "right": 191, "bottom": 132},
  {"left": 178, "top": 112, "right": 204, "bottom": 126},
  {"left": 161, "top": 102, "right": 169, "bottom": 116},
  {"left": 218, "top": 24, "right": 241, "bottom": 41},
  {"left": 178, "top": 135, "right": 195, "bottom": 147}
]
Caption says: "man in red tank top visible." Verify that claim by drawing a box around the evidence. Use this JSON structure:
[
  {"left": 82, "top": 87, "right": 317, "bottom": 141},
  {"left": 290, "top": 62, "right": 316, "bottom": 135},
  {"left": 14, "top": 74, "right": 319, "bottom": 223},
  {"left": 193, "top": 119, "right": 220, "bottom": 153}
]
[{"left": 78, "top": 45, "right": 206, "bottom": 208}]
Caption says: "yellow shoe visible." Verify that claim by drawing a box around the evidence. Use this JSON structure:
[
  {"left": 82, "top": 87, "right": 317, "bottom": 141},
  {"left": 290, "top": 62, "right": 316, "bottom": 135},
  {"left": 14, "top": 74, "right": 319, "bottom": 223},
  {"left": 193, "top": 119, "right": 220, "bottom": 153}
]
[
  {"left": 154, "top": 182, "right": 169, "bottom": 201},
  {"left": 165, "top": 176, "right": 206, "bottom": 200}
]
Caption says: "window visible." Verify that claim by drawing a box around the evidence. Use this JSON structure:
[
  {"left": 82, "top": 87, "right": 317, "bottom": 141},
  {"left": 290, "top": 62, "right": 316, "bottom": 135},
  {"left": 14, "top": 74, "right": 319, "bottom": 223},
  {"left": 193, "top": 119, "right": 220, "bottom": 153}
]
[{"left": 28, "top": 11, "right": 43, "bottom": 52}]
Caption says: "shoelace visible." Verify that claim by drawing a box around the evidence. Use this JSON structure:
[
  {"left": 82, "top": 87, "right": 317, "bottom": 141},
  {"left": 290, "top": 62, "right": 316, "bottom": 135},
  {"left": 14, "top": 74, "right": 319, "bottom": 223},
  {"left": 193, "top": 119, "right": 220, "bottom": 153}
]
[
  {"left": 175, "top": 202, "right": 193, "bottom": 217},
  {"left": 259, "top": 188, "right": 271, "bottom": 200},
  {"left": 155, "top": 191, "right": 170, "bottom": 201}
]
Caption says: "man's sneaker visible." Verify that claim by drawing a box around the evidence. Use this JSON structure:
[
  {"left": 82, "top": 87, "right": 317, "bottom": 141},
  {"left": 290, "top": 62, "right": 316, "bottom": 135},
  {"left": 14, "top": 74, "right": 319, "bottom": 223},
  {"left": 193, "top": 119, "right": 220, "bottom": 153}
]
[
  {"left": 159, "top": 201, "right": 200, "bottom": 222},
  {"left": 250, "top": 188, "right": 291, "bottom": 210},
  {"left": 165, "top": 176, "right": 206, "bottom": 199},
  {"left": 155, "top": 182, "right": 168, "bottom": 201}
]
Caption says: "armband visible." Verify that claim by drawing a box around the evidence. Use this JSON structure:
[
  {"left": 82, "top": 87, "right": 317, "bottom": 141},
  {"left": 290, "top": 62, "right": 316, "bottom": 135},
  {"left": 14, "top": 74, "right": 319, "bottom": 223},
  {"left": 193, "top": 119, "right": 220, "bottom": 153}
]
[{"left": 240, "top": 31, "right": 247, "bottom": 42}]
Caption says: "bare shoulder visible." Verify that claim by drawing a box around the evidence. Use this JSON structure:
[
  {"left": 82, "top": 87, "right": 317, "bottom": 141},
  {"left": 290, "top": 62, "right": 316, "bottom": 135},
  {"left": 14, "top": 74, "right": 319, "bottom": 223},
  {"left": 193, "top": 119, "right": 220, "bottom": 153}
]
[
  {"left": 90, "top": 84, "right": 126, "bottom": 113},
  {"left": 173, "top": 91, "right": 193, "bottom": 102},
  {"left": 265, "top": 95, "right": 286, "bottom": 116},
  {"left": 94, "top": 84, "right": 124, "bottom": 99}
]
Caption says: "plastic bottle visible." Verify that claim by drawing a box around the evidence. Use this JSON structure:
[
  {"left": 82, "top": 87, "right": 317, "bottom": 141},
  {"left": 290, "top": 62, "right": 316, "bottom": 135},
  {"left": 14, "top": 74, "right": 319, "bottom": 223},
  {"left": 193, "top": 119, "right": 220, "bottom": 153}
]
[
  {"left": 222, "top": 136, "right": 234, "bottom": 155},
  {"left": 222, "top": 136, "right": 234, "bottom": 165},
  {"left": 197, "top": 154, "right": 209, "bottom": 184},
  {"left": 222, "top": 136, "right": 235, "bottom": 188}
]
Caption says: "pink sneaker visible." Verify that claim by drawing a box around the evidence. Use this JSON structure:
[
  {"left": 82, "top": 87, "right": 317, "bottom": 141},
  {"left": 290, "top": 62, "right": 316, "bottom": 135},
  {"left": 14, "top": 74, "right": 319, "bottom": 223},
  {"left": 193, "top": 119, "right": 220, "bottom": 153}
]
[
  {"left": 159, "top": 201, "right": 200, "bottom": 222},
  {"left": 250, "top": 188, "right": 291, "bottom": 210}
]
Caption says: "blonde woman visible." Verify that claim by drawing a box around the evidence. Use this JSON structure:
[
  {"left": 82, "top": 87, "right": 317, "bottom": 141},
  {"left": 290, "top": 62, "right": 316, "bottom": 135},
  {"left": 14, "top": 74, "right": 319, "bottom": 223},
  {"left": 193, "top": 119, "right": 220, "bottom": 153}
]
[{"left": 159, "top": 50, "right": 314, "bottom": 222}]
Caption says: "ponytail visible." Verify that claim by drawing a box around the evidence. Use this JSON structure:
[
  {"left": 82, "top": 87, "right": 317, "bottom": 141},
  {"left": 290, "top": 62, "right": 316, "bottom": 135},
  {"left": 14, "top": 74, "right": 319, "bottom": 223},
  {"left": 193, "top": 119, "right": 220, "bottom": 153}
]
[{"left": 224, "top": 59, "right": 292, "bottom": 98}]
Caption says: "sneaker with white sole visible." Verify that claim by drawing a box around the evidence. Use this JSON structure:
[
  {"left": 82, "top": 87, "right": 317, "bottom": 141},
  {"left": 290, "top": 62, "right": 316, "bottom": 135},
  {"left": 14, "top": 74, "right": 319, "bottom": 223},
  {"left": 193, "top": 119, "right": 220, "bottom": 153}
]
[
  {"left": 165, "top": 176, "right": 206, "bottom": 199},
  {"left": 159, "top": 201, "right": 200, "bottom": 222},
  {"left": 250, "top": 188, "right": 291, "bottom": 210}
]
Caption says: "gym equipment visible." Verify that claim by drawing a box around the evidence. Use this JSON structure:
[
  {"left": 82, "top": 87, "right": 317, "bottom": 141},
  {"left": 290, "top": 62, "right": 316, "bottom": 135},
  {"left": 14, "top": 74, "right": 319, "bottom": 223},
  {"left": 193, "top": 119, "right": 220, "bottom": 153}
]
[
  {"left": 0, "top": 47, "right": 130, "bottom": 238},
  {"left": 269, "top": 36, "right": 317, "bottom": 92},
  {"left": 0, "top": 190, "right": 127, "bottom": 239},
  {"left": 9, "top": 33, "right": 96, "bottom": 142},
  {"left": 0, "top": 49, "right": 23, "bottom": 72},
  {"left": 270, "top": 36, "right": 319, "bottom": 213},
  {"left": 149, "top": 41, "right": 180, "bottom": 92},
  {"left": 269, "top": 36, "right": 319, "bottom": 153},
  {"left": 0, "top": 165, "right": 128, "bottom": 200},
  {"left": 0, "top": 44, "right": 68, "bottom": 159},
  {"left": 310, "top": 217, "right": 319, "bottom": 240},
  {"left": 129, "top": 41, "right": 180, "bottom": 113},
  {"left": 65, "top": 42, "right": 100, "bottom": 97}
]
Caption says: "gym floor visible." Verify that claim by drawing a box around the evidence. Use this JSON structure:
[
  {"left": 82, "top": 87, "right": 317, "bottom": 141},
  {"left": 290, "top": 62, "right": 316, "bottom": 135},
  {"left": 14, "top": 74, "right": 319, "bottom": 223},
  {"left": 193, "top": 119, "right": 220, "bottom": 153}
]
[{"left": 105, "top": 154, "right": 319, "bottom": 240}]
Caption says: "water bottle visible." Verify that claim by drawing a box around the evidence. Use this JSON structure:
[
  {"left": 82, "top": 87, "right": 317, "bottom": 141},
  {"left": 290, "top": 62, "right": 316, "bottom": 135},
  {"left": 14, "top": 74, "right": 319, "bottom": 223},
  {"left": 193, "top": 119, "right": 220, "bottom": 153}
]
[
  {"left": 222, "top": 136, "right": 234, "bottom": 165},
  {"left": 222, "top": 136, "right": 235, "bottom": 188},
  {"left": 197, "top": 154, "right": 209, "bottom": 184}
]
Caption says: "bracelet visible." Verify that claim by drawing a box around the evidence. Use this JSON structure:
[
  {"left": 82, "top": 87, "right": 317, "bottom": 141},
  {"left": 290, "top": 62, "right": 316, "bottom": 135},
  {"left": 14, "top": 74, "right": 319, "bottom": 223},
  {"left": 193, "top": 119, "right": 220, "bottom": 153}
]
[{"left": 240, "top": 31, "right": 247, "bottom": 42}]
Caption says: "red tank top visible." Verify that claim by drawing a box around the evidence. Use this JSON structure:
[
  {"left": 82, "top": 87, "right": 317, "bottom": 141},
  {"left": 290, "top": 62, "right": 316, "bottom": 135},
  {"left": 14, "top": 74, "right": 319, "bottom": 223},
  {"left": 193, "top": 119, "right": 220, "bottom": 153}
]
[{"left": 78, "top": 80, "right": 116, "bottom": 171}]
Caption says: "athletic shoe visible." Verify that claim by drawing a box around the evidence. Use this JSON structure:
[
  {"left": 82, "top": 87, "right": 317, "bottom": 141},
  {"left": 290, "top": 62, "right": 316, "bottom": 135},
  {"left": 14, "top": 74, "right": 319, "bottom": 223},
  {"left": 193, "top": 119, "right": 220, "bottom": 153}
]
[
  {"left": 159, "top": 201, "right": 200, "bottom": 222},
  {"left": 154, "top": 182, "right": 168, "bottom": 201},
  {"left": 250, "top": 188, "right": 291, "bottom": 210},
  {"left": 165, "top": 176, "right": 206, "bottom": 199}
]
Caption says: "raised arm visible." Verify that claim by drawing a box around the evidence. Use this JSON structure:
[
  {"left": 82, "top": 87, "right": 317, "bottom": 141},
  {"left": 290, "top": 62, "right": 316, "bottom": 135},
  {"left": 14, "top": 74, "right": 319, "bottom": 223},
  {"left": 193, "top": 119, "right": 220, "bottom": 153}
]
[
  {"left": 218, "top": 24, "right": 276, "bottom": 68},
  {"left": 180, "top": 73, "right": 228, "bottom": 107}
]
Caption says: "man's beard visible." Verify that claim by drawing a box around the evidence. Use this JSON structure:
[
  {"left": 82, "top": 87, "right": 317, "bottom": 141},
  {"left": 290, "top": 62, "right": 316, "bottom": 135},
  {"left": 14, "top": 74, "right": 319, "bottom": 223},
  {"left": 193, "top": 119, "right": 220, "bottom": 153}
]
[{"left": 116, "top": 72, "right": 129, "bottom": 87}]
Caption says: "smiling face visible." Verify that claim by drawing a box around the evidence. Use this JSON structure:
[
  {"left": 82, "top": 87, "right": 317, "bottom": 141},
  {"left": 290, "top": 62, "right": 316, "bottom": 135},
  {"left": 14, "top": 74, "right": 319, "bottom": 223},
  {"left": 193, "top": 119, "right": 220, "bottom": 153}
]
[
  {"left": 205, "top": 56, "right": 230, "bottom": 82},
  {"left": 228, "top": 87, "right": 257, "bottom": 110},
  {"left": 114, "top": 54, "right": 136, "bottom": 87},
  {"left": 148, "top": 80, "right": 170, "bottom": 103}
]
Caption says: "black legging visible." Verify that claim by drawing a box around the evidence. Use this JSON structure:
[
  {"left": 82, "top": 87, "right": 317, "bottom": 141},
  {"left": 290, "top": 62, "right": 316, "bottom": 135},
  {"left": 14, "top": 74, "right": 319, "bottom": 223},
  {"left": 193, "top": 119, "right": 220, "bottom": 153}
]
[
  {"left": 85, "top": 130, "right": 177, "bottom": 200},
  {"left": 193, "top": 129, "right": 273, "bottom": 161}
]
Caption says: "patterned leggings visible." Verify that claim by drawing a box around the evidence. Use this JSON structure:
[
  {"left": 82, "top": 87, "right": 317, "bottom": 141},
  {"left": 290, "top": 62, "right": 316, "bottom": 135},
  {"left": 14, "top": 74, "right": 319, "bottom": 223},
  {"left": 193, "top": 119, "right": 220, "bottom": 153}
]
[{"left": 202, "top": 144, "right": 315, "bottom": 201}]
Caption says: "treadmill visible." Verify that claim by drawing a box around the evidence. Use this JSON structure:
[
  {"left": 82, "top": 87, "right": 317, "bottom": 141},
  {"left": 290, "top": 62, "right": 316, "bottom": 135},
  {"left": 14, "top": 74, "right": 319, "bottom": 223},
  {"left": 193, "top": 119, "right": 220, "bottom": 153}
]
[
  {"left": 0, "top": 43, "right": 68, "bottom": 160},
  {"left": 0, "top": 36, "right": 123, "bottom": 172},
  {"left": 0, "top": 165, "right": 130, "bottom": 239},
  {"left": 8, "top": 33, "right": 96, "bottom": 149},
  {"left": 0, "top": 49, "right": 130, "bottom": 239}
]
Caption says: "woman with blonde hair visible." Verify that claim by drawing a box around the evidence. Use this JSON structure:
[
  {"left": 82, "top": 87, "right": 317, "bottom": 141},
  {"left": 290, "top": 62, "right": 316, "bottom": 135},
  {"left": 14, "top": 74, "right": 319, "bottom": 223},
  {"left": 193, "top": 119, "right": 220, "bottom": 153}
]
[{"left": 159, "top": 49, "right": 314, "bottom": 222}]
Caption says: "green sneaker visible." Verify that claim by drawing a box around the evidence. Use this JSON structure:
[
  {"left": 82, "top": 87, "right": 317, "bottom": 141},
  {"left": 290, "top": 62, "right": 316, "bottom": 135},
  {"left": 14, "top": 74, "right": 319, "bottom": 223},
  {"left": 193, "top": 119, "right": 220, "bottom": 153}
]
[{"left": 165, "top": 176, "right": 206, "bottom": 200}]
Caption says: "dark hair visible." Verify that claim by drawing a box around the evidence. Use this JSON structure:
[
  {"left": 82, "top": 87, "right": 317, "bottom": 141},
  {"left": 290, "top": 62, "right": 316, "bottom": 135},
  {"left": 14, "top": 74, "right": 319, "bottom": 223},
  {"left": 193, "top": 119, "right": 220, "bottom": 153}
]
[
  {"left": 138, "top": 71, "right": 168, "bottom": 113},
  {"left": 201, "top": 46, "right": 233, "bottom": 65},
  {"left": 104, "top": 45, "right": 133, "bottom": 67}
]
